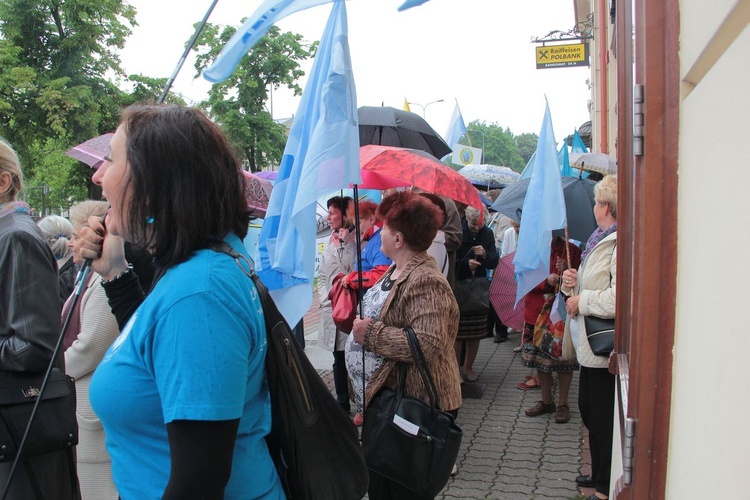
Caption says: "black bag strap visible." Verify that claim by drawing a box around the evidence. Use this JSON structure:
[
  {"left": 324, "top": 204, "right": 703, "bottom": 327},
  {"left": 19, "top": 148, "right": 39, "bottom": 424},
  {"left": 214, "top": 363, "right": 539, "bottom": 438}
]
[{"left": 402, "top": 327, "right": 442, "bottom": 411}]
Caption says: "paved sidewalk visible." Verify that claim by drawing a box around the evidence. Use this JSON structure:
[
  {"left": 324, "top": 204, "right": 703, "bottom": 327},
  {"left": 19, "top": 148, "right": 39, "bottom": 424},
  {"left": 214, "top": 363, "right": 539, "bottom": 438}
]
[{"left": 301, "top": 292, "right": 592, "bottom": 500}]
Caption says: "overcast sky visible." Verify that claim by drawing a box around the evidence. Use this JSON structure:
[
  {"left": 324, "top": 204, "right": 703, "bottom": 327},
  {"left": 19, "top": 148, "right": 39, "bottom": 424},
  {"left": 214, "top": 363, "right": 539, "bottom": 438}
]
[{"left": 120, "top": 0, "right": 591, "bottom": 143}]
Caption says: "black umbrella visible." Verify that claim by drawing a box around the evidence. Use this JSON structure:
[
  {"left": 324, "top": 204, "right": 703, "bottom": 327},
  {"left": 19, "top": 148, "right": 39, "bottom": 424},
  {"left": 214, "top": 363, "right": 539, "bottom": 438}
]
[
  {"left": 358, "top": 106, "right": 452, "bottom": 159},
  {"left": 491, "top": 176, "right": 598, "bottom": 243}
]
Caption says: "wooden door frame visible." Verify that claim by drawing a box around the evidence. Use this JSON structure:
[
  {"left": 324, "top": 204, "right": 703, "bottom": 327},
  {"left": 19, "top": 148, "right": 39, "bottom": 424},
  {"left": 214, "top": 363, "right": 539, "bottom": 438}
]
[{"left": 612, "top": 0, "right": 679, "bottom": 498}]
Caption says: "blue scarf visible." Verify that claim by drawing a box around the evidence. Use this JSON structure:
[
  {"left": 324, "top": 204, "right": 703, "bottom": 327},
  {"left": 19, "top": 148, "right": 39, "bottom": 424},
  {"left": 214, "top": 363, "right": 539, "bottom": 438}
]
[
  {"left": 581, "top": 223, "right": 617, "bottom": 264},
  {"left": 0, "top": 201, "right": 30, "bottom": 221}
]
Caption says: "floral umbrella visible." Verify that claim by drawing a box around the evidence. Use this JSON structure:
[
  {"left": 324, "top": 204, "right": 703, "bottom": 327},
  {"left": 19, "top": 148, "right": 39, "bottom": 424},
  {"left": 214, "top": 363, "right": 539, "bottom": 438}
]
[
  {"left": 65, "top": 133, "right": 114, "bottom": 169},
  {"left": 458, "top": 164, "right": 521, "bottom": 189},
  {"left": 357, "top": 145, "right": 485, "bottom": 214},
  {"left": 569, "top": 152, "right": 617, "bottom": 175}
]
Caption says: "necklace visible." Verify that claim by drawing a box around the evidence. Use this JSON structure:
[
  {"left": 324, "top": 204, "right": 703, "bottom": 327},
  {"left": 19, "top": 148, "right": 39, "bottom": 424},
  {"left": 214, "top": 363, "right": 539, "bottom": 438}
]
[{"left": 381, "top": 270, "right": 396, "bottom": 291}]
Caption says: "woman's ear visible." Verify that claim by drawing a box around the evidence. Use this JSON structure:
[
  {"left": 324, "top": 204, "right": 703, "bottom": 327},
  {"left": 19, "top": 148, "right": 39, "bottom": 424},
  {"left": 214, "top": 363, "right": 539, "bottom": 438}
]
[{"left": 0, "top": 171, "right": 11, "bottom": 198}]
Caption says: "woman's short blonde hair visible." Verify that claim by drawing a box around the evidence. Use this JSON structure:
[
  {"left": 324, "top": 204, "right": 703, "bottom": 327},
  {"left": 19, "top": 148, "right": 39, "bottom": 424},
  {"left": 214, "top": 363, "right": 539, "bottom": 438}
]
[
  {"left": 69, "top": 200, "right": 108, "bottom": 227},
  {"left": 594, "top": 174, "right": 617, "bottom": 218},
  {"left": 0, "top": 138, "right": 23, "bottom": 203}
]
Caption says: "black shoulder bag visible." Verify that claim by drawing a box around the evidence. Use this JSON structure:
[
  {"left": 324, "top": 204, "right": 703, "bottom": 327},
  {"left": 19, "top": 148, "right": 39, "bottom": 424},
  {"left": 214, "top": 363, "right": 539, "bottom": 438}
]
[
  {"left": 1, "top": 268, "right": 81, "bottom": 498},
  {"left": 210, "top": 241, "right": 368, "bottom": 500},
  {"left": 363, "top": 327, "right": 462, "bottom": 498}
]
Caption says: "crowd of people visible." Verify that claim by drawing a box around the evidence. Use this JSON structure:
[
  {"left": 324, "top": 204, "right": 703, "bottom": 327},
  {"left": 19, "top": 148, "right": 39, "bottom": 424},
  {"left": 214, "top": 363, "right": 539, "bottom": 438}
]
[{"left": 0, "top": 102, "right": 617, "bottom": 500}]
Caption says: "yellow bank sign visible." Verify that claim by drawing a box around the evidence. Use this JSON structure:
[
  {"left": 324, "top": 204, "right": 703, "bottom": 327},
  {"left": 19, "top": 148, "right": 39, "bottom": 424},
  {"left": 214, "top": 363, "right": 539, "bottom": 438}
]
[{"left": 535, "top": 43, "right": 589, "bottom": 69}]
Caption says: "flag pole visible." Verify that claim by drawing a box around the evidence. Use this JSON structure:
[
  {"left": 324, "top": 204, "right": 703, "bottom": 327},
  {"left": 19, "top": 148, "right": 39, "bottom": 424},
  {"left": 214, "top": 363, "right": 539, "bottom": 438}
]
[
  {"left": 352, "top": 183, "right": 366, "bottom": 434},
  {"left": 157, "top": 0, "right": 219, "bottom": 103}
]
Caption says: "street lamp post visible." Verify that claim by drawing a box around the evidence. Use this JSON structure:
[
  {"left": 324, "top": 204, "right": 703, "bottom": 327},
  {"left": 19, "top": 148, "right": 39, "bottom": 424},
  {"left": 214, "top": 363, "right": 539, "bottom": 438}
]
[
  {"left": 468, "top": 129, "right": 486, "bottom": 164},
  {"left": 407, "top": 99, "right": 444, "bottom": 119}
]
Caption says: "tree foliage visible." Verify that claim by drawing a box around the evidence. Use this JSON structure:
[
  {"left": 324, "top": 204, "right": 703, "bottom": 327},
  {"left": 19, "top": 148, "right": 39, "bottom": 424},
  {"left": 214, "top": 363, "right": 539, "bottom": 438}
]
[
  {"left": 460, "top": 121, "right": 526, "bottom": 172},
  {"left": 0, "top": 0, "right": 137, "bottom": 212},
  {"left": 514, "top": 132, "right": 538, "bottom": 165},
  {"left": 193, "top": 24, "right": 317, "bottom": 172}
]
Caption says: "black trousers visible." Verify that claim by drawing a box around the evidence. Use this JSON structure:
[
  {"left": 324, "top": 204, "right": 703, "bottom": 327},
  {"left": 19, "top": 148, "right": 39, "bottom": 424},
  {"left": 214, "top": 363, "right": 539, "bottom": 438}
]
[
  {"left": 332, "top": 350, "right": 350, "bottom": 412},
  {"left": 578, "top": 366, "right": 616, "bottom": 496},
  {"left": 487, "top": 301, "right": 507, "bottom": 338}
]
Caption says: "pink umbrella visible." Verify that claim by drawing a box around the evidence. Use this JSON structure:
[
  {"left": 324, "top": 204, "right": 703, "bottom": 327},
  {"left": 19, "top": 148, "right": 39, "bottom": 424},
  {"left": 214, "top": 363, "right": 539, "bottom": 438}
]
[
  {"left": 254, "top": 170, "right": 278, "bottom": 181},
  {"left": 489, "top": 252, "right": 525, "bottom": 331},
  {"left": 65, "top": 133, "right": 114, "bottom": 169},
  {"left": 243, "top": 171, "right": 273, "bottom": 219}
]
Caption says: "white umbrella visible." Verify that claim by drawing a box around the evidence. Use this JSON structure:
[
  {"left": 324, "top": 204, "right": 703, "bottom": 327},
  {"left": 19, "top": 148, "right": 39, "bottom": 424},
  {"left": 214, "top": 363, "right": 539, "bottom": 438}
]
[
  {"left": 569, "top": 152, "right": 617, "bottom": 175},
  {"left": 457, "top": 164, "right": 520, "bottom": 189}
]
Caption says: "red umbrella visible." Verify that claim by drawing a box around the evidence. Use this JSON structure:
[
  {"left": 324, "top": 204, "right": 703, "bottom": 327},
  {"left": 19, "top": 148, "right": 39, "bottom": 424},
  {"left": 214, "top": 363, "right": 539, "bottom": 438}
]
[
  {"left": 357, "top": 145, "right": 485, "bottom": 213},
  {"left": 65, "top": 133, "right": 114, "bottom": 169},
  {"left": 242, "top": 171, "right": 273, "bottom": 219},
  {"left": 489, "top": 252, "right": 525, "bottom": 331}
]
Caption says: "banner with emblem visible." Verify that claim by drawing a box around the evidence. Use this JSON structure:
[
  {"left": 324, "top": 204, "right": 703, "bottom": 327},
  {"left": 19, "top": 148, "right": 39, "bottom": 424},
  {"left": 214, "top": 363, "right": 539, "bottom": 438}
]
[{"left": 451, "top": 145, "right": 483, "bottom": 167}]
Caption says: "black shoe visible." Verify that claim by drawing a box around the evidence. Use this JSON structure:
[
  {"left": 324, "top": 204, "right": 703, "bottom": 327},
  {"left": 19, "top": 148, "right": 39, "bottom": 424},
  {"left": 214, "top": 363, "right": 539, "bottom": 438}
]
[
  {"left": 493, "top": 333, "right": 508, "bottom": 344},
  {"left": 576, "top": 474, "right": 596, "bottom": 488}
]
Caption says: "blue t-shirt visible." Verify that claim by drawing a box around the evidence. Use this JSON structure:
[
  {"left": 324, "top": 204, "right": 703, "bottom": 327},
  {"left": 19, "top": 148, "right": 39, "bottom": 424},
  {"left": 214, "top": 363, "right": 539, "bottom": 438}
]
[
  {"left": 356, "top": 228, "right": 392, "bottom": 272},
  {"left": 90, "top": 234, "right": 284, "bottom": 499}
]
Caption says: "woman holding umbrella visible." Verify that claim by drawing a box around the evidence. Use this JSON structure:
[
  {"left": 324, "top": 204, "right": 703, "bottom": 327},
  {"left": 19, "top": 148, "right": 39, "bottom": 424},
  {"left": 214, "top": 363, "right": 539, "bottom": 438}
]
[{"left": 561, "top": 175, "right": 618, "bottom": 500}]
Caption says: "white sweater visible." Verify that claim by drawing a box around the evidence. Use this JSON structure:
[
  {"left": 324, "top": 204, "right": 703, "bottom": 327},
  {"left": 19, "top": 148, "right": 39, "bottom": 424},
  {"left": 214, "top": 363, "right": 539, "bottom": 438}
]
[
  {"left": 562, "top": 232, "right": 617, "bottom": 369},
  {"left": 64, "top": 274, "right": 120, "bottom": 499}
]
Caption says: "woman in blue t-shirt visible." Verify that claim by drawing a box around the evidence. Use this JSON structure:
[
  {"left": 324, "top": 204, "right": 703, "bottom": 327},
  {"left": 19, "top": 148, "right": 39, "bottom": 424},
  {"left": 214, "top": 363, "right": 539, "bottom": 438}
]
[{"left": 78, "top": 105, "right": 284, "bottom": 499}]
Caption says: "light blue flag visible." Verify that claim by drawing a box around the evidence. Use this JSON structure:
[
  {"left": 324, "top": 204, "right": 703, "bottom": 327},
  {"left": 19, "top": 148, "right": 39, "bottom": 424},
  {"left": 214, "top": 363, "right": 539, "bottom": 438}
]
[
  {"left": 571, "top": 129, "right": 589, "bottom": 153},
  {"left": 519, "top": 151, "right": 535, "bottom": 180},
  {"left": 513, "top": 102, "right": 567, "bottom": 305},
  {"left": 559, "top": 140, "right": 573, "bottom": 177},
  {"left": 444, "top": 99, "right": 467, "bottom": 149},
  {"left": 204, "top": 0, "right": 345, "bottom": 83},
  {"left": 257, "top": 0, "right": 360, "bottom": 326},
  {"left": 398, "top": 0, "right": 432, "bottom": 11}
]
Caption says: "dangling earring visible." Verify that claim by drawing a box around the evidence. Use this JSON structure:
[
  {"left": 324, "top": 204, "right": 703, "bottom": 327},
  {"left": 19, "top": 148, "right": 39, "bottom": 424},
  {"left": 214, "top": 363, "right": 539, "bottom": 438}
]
[{"left": 145, "top": 215, "right": 155, "bottom": 224}]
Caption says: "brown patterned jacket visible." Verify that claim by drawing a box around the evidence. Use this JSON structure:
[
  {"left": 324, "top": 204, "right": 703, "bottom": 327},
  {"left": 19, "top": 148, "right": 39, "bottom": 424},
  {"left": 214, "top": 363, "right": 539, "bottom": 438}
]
[{"left": 363, "top": 251, "right": 463, "bottom": 412}]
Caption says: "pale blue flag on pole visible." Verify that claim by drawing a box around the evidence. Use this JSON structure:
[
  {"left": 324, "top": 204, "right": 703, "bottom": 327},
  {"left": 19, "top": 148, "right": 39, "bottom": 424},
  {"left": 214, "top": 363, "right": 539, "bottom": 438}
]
[
  {"left": 398, "top": 0, "right": 432, "bottom": 11},
  {"left": 203, "top": 0, "right": 345, "bottom": 83},
  {"left": 513, "top": 101, "right": 567, "bottom": 305},
  {"left": 444, "top": 99, "right": 467, "bottom": 149},
  {"left": 519, "top": 151, "right": 535, "bottom": 180},
  {"left": 559, "top": 140, "right": 573, "bottom": 177},
  {"left": 571, "top": 129, "right": 589, "bottom": 153},
  {"left": 257, "top": 0, "right": 360, "bottom": 326}
]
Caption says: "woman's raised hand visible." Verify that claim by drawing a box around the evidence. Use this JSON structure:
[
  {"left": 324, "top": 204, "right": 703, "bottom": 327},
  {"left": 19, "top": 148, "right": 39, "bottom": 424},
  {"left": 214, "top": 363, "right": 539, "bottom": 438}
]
[{"left": 77, "top": 216, "right": 129, "bottom": 280}]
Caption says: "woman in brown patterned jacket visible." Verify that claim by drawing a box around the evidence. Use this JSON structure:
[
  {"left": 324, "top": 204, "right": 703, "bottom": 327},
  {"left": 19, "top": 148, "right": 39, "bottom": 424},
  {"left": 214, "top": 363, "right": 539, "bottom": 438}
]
[{"left": 352, "top": 190, "right": 462, "bottom": 500}]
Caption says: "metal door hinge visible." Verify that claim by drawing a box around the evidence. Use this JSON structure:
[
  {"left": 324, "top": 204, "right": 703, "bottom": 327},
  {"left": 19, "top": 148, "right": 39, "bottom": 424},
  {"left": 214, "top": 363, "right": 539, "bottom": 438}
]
[
  {"left": 623, "top": 417, "right": 636, "bottom": 485},
  {"left": 633, "top": 84, "right": 644, "bottom": 156}
]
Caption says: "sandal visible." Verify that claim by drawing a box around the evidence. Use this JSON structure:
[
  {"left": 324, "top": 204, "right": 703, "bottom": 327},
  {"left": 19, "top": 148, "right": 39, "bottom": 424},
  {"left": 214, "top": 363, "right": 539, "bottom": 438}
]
[{"left": 516, "top": 378, "right": 540, "bottom": 390}]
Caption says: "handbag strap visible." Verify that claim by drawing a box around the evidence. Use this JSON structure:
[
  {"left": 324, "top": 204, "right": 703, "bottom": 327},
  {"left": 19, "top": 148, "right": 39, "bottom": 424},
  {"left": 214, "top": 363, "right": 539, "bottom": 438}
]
[{"left": 403, "top": 327, "right": 442, "bottom": 411}]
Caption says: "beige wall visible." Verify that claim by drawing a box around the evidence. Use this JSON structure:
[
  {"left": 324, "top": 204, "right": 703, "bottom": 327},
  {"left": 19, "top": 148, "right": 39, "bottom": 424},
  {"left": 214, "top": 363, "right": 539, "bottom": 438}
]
[
  {"left": 588, "top": 0, "right": 617, "bottom": 155},
  {"left": 670, "top": 1, "right": 750, "bottom": 497}
]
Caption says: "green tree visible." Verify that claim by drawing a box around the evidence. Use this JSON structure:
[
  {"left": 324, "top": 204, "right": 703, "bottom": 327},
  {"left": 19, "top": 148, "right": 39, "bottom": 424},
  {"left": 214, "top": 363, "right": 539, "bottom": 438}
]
[
  {"left": 514, "top": 132, "right": 538, "bottom": 165},
  {"left": 0, "top": 0, "right": 137, "bottom": 213},
  {"left": 461, "top": 121, "right": 526, "bottom": 172},
  {"left": 124, "top": 74, "right": 187, "bottom": 106},
  {"left": 193, "top": 24, "right": 317, "bottom": 172}
]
